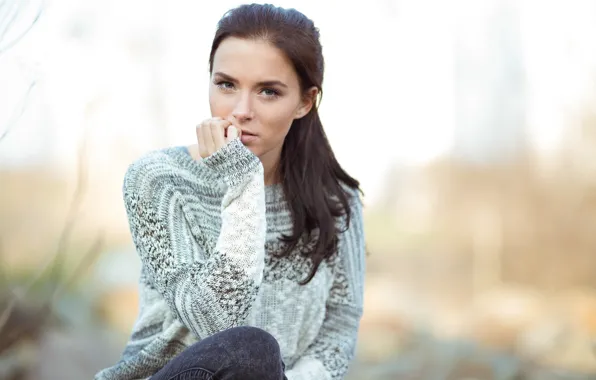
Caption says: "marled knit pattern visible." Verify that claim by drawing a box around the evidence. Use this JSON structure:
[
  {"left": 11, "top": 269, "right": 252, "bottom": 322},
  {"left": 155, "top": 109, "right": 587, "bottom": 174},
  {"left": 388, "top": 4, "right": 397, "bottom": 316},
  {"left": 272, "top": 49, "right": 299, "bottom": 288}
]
[{"left": 95, "top": 138, "right": 366, "bottom": 380}]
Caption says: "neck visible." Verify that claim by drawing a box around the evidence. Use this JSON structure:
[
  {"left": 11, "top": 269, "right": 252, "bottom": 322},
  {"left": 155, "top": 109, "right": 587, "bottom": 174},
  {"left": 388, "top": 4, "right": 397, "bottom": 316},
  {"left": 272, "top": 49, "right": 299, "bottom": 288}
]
[{"left": 259, "top": 148, "right": 282, "bottom": 186}]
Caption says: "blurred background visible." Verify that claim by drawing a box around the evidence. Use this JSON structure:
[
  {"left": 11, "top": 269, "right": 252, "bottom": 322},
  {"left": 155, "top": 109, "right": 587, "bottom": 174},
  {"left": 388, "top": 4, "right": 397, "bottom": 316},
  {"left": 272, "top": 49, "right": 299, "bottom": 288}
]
[{"left": 1, "top": 0, "right": 596, "bottom": 379}]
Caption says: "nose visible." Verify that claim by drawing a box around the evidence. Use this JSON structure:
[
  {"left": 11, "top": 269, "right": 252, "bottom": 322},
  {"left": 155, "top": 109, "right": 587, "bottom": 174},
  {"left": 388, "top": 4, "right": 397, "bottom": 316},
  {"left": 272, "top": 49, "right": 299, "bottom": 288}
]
[{"left": 231, "top": 93, "right": 254, "bottom": 122}]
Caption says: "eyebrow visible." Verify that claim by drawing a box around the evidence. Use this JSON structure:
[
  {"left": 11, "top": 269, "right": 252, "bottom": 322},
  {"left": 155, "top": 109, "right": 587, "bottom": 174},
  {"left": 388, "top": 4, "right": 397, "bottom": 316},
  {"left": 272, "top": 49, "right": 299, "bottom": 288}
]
[{"left": 213, "top": 71, "right": 288, "bottom": 89}]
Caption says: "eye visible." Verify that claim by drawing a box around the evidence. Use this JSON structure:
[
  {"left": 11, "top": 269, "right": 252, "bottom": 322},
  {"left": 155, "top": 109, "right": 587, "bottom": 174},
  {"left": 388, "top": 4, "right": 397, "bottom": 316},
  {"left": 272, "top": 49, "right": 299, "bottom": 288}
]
[
  {"left": 261, "top": 88, "right": 280, "bottom": 98},
  {"left": 215, "top": 81, "right": 235, "bottom": 91}
]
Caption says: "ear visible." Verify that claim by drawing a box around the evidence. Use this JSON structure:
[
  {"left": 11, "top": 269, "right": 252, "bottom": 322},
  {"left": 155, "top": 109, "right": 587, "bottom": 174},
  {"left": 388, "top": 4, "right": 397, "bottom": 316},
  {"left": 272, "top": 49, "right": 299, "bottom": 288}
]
[{"left": 294, "top": 87, "right": 319, "bottom": 120}]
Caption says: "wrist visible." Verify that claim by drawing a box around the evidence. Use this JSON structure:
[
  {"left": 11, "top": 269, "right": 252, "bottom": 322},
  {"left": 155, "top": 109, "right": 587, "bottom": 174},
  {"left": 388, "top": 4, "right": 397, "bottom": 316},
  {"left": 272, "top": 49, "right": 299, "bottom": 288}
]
[{"left": 202, "top": 138, "right": 262, "bottom": 187}]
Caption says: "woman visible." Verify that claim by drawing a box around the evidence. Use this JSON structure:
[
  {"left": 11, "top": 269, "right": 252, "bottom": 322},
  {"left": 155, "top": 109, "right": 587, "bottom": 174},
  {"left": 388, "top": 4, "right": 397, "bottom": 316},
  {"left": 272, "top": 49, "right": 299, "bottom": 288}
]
[{"left": 95, "top": 3, "right": 366, "bottom": 380}]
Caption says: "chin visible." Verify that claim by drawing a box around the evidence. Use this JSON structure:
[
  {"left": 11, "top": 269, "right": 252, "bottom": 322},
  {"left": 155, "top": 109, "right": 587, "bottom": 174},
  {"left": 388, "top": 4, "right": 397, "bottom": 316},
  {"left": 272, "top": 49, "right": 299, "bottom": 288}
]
[{"left": 245, "top": 145, "right": 261, "bottom": 157}]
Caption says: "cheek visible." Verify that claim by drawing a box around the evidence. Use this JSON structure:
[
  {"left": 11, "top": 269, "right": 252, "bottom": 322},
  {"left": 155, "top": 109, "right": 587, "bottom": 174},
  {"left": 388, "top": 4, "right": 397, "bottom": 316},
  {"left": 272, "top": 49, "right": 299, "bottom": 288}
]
[
  {"left": 209, "top": 88, "right": 233, "bottom": 117},
  {"left": 259, "top": 102, "right": 297, "bottom": 138},
  {"left": 264, "top": 113, "right": 293, "bottom": 137}
]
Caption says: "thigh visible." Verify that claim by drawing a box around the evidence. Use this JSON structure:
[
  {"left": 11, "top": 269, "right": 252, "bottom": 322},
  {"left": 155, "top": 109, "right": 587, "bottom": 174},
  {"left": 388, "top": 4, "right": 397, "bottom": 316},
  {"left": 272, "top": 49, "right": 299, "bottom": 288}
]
[
  {"left": 150, "top": 326, "right": 286, "bottom": 380},
  {"left": 149, "top": 346, "right": 216, "bottom": 380}
]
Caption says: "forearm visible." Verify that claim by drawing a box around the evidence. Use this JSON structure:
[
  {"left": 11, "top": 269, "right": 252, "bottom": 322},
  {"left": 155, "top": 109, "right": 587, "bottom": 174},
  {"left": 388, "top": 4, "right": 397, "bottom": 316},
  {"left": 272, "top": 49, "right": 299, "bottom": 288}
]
[
  {"left": 166, "top": 163, "right": 267, "bottom": 335},
  {"left": 124, "top": 139, "right": 266, "bottom": 338}
]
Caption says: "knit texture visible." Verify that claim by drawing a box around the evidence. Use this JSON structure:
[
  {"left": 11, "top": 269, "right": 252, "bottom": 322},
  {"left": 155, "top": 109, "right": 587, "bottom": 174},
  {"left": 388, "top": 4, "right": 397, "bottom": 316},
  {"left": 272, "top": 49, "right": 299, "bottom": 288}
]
[{"left": 95, "top": 138, "right": 366, "bottom": 380}]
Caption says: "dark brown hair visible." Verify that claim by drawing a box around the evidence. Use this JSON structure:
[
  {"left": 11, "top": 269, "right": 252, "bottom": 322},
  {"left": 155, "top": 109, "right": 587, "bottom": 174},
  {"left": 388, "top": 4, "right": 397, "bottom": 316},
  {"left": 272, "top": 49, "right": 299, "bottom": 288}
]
[{"left": 209, "top": 3, "right": 362, "bottom": 284}]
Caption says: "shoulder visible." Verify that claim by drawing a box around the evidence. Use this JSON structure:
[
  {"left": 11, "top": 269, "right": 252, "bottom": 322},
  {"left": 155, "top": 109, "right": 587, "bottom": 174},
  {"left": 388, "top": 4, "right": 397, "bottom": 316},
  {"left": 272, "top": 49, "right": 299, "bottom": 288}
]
[
  {"left": 345, "top": 185, "right": 363, "bottom": 205},
  {"left": 338, "top": 183, "right": 363, "bottom": 218},
  {"left": 326, "top": 183, "right": 364, "bottom": 249},
  {"left": 123, "top": 145, "right": 202, "bottom": 203},
  {"left": 124, "top": 146, "right": 185, "bottom": 185}
]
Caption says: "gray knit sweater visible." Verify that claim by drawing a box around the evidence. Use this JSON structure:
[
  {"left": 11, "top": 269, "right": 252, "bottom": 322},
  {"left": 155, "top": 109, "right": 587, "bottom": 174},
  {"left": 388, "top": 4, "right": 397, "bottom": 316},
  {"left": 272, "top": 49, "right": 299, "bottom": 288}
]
[{"left": 95, "top": 138, "right": 366, "bottom": 380}]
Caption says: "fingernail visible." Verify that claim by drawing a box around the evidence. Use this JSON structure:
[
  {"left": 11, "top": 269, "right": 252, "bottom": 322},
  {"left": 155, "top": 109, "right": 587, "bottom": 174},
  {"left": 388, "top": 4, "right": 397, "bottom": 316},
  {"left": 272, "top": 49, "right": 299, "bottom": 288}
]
[{"left": 228, "top": 126, "right": 238, "bottom": 139}]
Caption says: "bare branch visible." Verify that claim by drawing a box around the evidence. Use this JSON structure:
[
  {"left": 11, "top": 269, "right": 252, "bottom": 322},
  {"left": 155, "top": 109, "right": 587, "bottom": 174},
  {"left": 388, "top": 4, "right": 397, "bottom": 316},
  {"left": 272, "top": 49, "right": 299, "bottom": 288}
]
[
  {"left": 0, "top": 0, "right": 103, "bottom": 360},
  {"left": 0, "top": 0, "right": 45, "bottom": 143},
  {"left": 0, "top": 0, "right": 45, "bottom": 55},
  {"left": 0, "top": 80, "right": 36, "bottom": 144},
  {"left": 46, "top": 123, "right": 90, "bottom": 284},
  {"left": 0, "top": 297, "right": 15, "bottom": 337},
  {"left": 0, "top": 121, "right": 92, "bottom": 339},
  {"left": 0, "top": 0, "right": 20, "bottom": 44},
  {"left": 0, "top": 237, "right": 15, "bottom": 296},
  {"left": 51, "top": 232, "right": 104, "bottom": 304}
]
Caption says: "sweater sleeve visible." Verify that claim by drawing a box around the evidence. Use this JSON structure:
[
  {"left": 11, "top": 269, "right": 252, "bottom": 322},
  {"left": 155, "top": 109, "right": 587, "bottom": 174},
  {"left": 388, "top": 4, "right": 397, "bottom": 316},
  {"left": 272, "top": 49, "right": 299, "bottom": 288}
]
[
  {"left": 123, "top": 138, "right": 266, "bottom": 339},
  {"left": 94, "top": 266, "right": 189, "bottom": 380},
  {"left": 285, "top": 191, "right": 366, "bottom": 380}
]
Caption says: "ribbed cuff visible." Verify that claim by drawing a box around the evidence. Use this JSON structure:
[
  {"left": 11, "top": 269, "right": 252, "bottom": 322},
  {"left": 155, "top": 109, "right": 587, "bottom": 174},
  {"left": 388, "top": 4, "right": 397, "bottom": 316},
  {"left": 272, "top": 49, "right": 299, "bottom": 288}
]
[{"left": 202, "top": 138, "right": 261, "bottom": 187}]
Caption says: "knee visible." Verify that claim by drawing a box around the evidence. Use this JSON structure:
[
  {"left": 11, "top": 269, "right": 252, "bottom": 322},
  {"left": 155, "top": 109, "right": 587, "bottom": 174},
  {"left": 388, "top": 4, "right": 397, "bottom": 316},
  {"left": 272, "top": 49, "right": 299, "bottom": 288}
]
[
  {"left": 220, "top": 326, "right": 284, "bottom": 377},
  {"left": 225, "top": 326, "right": 281, "bottom": 356}
]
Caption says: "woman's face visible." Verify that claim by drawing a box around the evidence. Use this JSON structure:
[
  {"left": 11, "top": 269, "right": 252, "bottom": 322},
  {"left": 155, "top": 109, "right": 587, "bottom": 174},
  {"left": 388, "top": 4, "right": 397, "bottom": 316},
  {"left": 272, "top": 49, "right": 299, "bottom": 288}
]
[{"left": 209, "top": 37, "right": 315, "bottom": 163}]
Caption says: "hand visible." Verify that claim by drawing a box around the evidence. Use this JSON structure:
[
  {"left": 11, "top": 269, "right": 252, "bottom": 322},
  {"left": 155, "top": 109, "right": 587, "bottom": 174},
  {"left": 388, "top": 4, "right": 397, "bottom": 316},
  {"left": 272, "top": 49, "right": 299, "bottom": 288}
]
[{"left": 196, "top": 117, "right": 240, "bottom": 159}]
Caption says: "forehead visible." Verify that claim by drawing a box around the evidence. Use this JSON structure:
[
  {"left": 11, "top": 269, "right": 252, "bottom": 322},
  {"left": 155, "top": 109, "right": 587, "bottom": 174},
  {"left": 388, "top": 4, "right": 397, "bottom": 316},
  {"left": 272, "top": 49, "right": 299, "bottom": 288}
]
[{"left": 212, "top": 37, "right": 298, "bottom": 85}]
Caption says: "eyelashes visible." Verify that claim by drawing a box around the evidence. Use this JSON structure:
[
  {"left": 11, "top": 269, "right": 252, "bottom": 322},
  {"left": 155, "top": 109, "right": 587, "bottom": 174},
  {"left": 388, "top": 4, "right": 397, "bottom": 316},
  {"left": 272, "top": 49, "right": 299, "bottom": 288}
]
[
  {"left": 214, "top": 80, "right": 281, "bottom": 99},
  {"left": 215, "top": 81, "right": 234, "bottom": 91},
  {"left": 261, "top": 88, "right": 281, "bottom": 98}
]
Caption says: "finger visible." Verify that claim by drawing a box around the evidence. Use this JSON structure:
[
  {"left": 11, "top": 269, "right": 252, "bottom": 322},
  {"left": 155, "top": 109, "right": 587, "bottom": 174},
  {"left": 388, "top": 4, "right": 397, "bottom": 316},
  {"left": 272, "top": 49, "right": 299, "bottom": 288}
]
[
  {"left": 226, "top": 115, "right": 243, "bottom": 138},
  {"left": 196, "top": 123, "right": 208, "bottom": 159},
  {"left": 211, "top": 119, "right": 229, "bottom": 150},
  {"left": 226, "top": 126, "right": 238, "bottom": 143},
  {"left": 202, "top": 120, "right": 216, "bottom": 155}
]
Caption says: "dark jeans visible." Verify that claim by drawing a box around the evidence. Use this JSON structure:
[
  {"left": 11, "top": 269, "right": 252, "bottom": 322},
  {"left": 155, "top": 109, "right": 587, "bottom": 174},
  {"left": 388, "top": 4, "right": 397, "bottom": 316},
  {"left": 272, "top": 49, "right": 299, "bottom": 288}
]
[{"left": 149, "top": 326, "right": 287, "bottom": 380}]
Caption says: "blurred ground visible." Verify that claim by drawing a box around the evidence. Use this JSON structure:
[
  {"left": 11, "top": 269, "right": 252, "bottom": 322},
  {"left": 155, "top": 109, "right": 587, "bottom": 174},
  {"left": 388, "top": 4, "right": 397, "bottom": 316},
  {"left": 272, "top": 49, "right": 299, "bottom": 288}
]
[{"left": 3, "top": 122, "right": 596, "bottom": 378}]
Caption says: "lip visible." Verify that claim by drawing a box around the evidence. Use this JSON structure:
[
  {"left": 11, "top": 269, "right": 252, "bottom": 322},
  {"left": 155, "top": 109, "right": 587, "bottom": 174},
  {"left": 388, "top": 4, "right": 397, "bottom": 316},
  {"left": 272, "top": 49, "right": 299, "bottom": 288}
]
[{"left": 240, "top": 132, "right": 258, "bottom": 144}]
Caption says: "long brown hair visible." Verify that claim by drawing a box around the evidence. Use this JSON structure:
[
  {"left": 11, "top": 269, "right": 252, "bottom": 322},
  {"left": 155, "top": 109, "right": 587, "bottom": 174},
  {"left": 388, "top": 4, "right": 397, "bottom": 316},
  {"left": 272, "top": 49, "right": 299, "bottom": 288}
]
[{"left": 209, "top": 4, "right": 362, "bottom": 284}]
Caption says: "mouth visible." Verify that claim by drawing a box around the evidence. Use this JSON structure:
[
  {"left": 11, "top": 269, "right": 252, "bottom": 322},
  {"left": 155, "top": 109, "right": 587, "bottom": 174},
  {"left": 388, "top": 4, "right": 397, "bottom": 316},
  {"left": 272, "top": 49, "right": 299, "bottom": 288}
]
[
  {"left": 225, "top": 128, "right": 256, "bottom": 138},
  {"left": 240, "top": 130, "right": 258, "bottom": 144}
]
